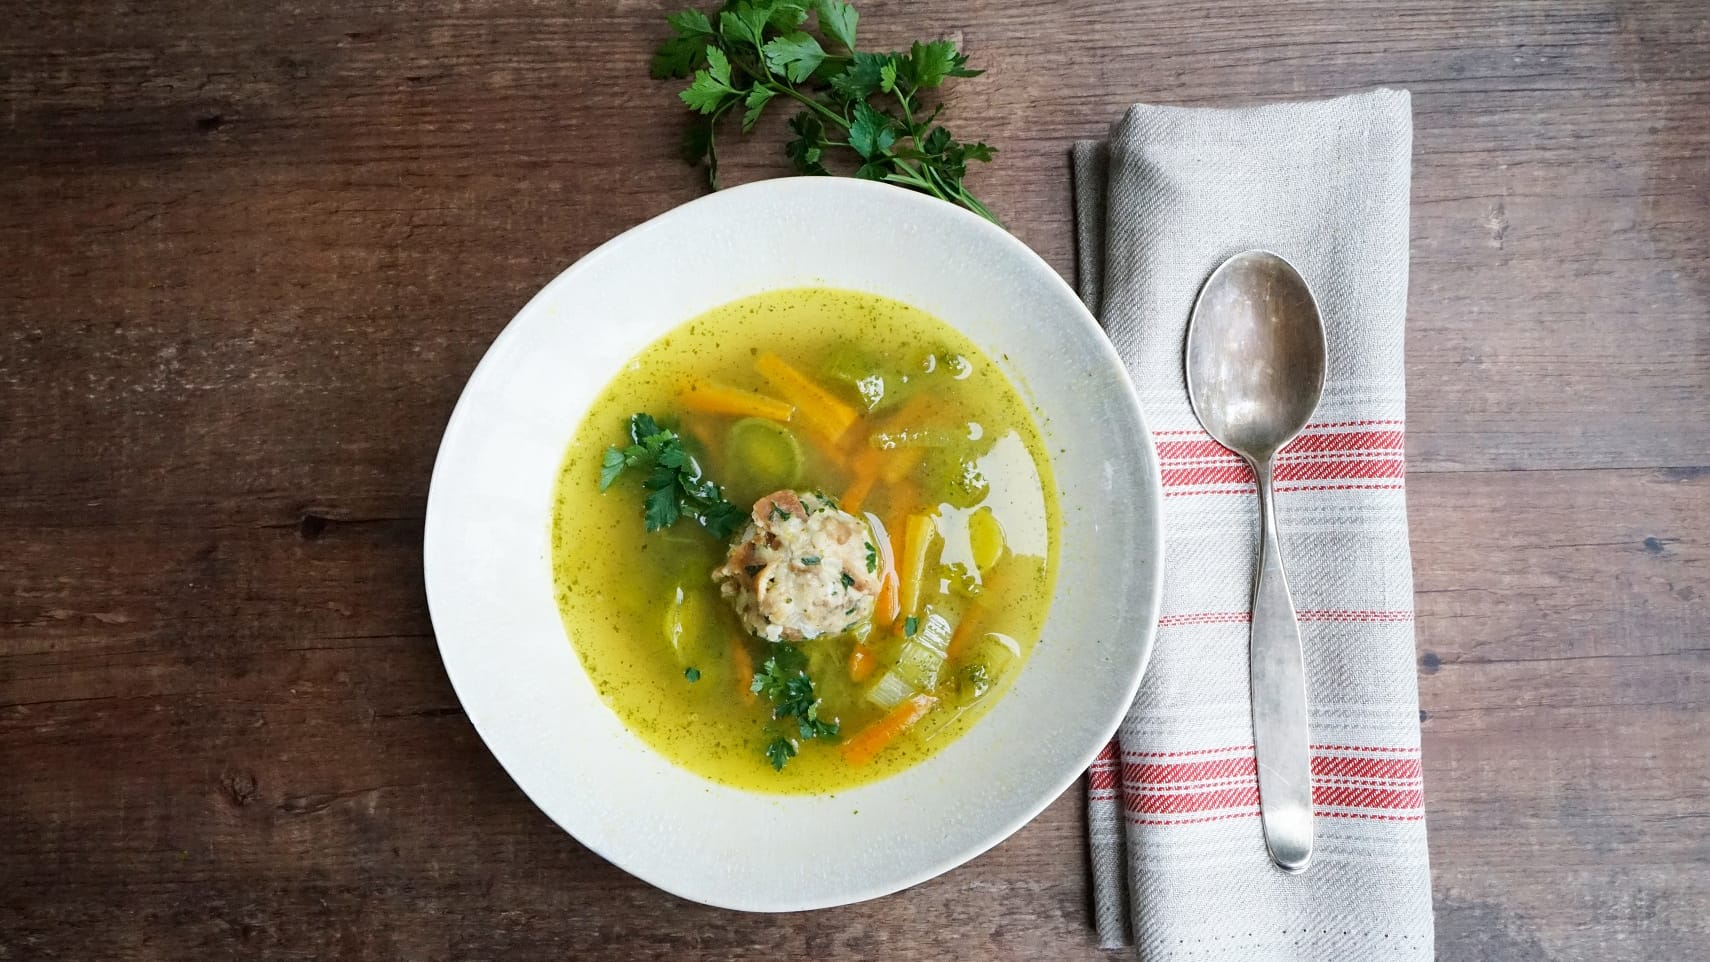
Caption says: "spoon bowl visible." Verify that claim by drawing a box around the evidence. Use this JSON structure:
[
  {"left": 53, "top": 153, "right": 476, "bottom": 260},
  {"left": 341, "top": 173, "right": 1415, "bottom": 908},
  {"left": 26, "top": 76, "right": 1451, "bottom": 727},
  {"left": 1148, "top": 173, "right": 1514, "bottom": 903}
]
[
  {"left": 1186, "top": 251, "right": 1326, "bottom": 457},
  {"left": 1185, "top": 249, "right": 1327, "bottom": 874}
]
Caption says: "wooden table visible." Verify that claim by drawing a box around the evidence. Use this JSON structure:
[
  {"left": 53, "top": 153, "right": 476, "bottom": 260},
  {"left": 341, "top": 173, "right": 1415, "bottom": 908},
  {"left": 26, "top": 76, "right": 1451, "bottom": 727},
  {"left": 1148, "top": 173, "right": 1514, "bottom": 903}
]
[{"left": 3, "top": 1, "right": 1705, "bottom": 958}]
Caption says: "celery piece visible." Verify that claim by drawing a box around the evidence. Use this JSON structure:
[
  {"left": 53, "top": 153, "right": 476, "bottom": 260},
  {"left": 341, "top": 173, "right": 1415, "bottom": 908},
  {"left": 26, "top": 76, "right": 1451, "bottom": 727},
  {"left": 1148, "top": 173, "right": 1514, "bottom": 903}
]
[
  {"left": 725, "top": 417, "right": 804, "bottom": 492},
  {"left": 822, "top": 345, "right": 930, "bottom": 413},
  {"left": 890, "top": 611, "right": 952, "bottom": 690},
  {"left": 950, "top": 625, "right": 1021, "bottom": 706},
  {"left": 864, "top": 611, "right": 953, "bottom": 709},
  {"left": 865, "top": 670, "right": 915, "bottom": 710}
]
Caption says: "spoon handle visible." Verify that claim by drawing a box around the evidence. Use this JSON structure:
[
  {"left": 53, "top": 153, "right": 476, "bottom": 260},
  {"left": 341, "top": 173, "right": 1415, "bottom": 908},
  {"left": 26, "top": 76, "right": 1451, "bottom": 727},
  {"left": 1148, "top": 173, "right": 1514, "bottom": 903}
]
[{"left": 1250, "top": 457, "right": 1314, "bottom": 873}]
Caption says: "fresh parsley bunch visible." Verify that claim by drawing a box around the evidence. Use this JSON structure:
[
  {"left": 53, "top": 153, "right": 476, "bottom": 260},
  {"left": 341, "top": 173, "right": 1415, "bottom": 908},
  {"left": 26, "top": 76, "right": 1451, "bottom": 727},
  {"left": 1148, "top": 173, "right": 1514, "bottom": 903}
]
[{"left": 652, "top": 0, "right": 998, "bottom": 222}]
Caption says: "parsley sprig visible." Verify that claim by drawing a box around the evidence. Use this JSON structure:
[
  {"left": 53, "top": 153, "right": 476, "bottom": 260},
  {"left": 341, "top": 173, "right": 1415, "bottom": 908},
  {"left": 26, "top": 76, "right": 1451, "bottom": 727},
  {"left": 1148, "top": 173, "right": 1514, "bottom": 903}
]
[
  {"left": 750, "top": 643, "right": 839, "bottom": 769},
  {"left": 653, "top": 0, "right": 997, "bottom": 222},
  {"left": 600, "top": 413, "right": 746, "bottom": 539}
]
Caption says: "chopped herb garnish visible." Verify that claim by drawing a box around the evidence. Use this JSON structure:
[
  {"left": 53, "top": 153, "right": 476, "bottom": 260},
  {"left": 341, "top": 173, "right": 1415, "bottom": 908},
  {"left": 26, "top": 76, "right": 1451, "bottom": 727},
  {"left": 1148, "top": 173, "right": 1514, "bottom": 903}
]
[
  {"left": 800, "top": 555, "right": 821, "bottom": 566},
  {"left": 771, "top": 503, "right": 792, "bottom": 521},
  {"left": 684, "top": 667, "right": 702, "bottom": 682},
  {"left": 764, "top": 735, "right": 798, "bottom": 771},
  {"left": 599, "top": 413, "right": 745, "bottom": 538},
  {"left": 840, "top": 571, "right": 855, "bottom": 588},
  {"left": 745, "top": 564, "right": 765, "bottom": 577},
  {"left": 864, "top": 541, "right": 877, "bottom": 573},
  {"left": 904, "top": 615, "right": 919, "bottom": 637},
  {"left": 750, "top": 643, "right": 839, "bottom": 768}
]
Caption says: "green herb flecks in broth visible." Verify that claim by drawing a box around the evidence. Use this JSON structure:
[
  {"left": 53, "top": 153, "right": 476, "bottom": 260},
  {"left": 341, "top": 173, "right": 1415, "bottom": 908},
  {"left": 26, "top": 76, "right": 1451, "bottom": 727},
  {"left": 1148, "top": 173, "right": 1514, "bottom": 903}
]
[{"left": 551, "top": 287, "right": 1058, "bottom": 794}]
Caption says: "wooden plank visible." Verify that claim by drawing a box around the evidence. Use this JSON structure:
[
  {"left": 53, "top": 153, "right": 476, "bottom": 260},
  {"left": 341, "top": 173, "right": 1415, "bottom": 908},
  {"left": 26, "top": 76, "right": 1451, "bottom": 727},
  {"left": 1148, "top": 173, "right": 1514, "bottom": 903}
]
[{"left": 1413, "top": 466, "right": 1710, "bottom": 960}]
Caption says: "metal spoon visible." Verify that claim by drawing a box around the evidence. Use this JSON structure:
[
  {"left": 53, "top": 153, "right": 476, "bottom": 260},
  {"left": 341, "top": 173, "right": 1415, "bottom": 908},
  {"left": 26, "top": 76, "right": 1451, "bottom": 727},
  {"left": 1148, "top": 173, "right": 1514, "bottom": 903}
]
[{"left": 1185, "top": 250, "right": 1326, "bottom": 874}]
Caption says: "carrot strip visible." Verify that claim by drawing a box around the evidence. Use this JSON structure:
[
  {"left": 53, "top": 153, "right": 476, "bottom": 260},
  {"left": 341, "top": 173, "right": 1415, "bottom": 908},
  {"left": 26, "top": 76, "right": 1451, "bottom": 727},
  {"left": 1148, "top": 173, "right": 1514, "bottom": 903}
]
[
  {"left": 947, "top": 603, "right": 985, "bottom": 661},
  {"left": 842, "top": 693, "right": 938, "bottom": 766},
  {"left": 862, "top": 392, "right": 944, "bottom": 483},
  {"left": 756, "top": 352, "right": 858, "bottom": 443},
  {"left": 848, "top": 642, "right": 877, "bottom": 683},
  {"left": 883, "top": 479, "right": 920, "bottom": 531},
  {"left": 731, "top": 638, "right": 756, "bottom": 705},
  {"left": 842, "top": 470, "right": 877, "bottom": 514},
  {"left": 842, "top": 448, "right": 884, "bottom": 512},
  {"left": 873, "top": 570, "right": 900, "bottom": 628},
  {"left": 849, "top": 445, "right": 884, "bottom": 475},
  {"left": 800, "top": 427, "right": 855, "bottom": 474},
  {"left": 881, "top": 392, "right": 937, "bottom": 431},
  {"left": 898, "top": 513, "right": 937, "bottom": 618},
  {"left": 879, "top": 446, "right": 928, "bottom": 484},
  {"left": 679, "top": 382, "right": 795, "bottom": 422}
]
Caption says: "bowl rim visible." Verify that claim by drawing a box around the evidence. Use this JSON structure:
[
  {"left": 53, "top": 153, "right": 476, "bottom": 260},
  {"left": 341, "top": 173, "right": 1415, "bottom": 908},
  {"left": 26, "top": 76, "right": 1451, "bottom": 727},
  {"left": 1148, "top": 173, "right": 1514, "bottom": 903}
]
[{"left": 423, "top": 176, "right": 1163, "bottom": 910}]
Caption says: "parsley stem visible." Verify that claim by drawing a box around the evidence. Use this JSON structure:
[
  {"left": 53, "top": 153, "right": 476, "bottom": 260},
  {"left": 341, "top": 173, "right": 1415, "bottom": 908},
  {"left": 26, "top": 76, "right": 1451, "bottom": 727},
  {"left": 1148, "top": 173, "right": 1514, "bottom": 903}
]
[
  {"left": 729, "top": 57, "right": 850, "bottom": 130},
  {"left": 706, "top": 99, "right": 737, "bottom": 188},
  {"left": 768, "top": 81, "right": 849, "bottom": 129}
]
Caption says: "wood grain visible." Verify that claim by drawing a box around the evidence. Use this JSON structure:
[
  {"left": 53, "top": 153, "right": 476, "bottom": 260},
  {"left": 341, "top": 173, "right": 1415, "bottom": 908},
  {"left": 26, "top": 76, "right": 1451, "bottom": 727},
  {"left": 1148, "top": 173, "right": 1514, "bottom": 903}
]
[{"left": 2, "top": 0, "right": 1706, "bottom": 959}]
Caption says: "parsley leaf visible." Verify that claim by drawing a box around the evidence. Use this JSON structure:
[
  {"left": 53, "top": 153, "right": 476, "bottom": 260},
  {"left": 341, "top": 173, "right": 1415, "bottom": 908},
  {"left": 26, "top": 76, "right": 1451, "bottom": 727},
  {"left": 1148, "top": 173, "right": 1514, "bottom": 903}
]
[
  {"left": 652, "top": 9, "right": 716, "bottom": 78},
  {"left": 629, "top": 413, "right": 665, "bottom": 442},
  {"left": 667, "top": 8, "right": 714, "bottom": 35},
  {"left": 681, "top": 118, "right": 718, "bottom": 185},
  {"left": 800, "top": 555, "right": 821, "bottom": 566},
  {"left": 784, "top": 110, "right": 829, "bottom": 174},
  {"left": 765, "top": 735, "right": 798, "bottom": 771},
  {"left": 653, "top": 35, "right": 708, "bottom": 80},
  {"left": 599, "top": 448, "right": 628, "bottom": 491},
  {"left": 680, "top": 45, "right": 740, "bottom": 114},
  {"left": 741, "top": 85, "right": 775, "bottom": 131},
  {"left": 599, "top": 413, "right": 745, "bottom": 539},
  {"left": 768, "top": 1, "right": 811, "bottom": 32},
  {"left": 830, "top": 50, "right": 887, "bottom": 100},
  {"left": 864, "top": 541, "right": 877, "bottom": 572},
  {"left": 904, "top": 615, "right": 919, "bottom": 638},
  {"left": 654, "top": 1, "right": 997, "bottom": 222},
  {"left": 684, "top": 666, "right": 702, "bottom": 682},
  {"left": 848, "top": 100, "right": 897, "bottom": 160},
  {"left": 906, "top": 39, "right": 958, "bottom": 89},
  {"left": 762, "top": 31, "right": 827, "bottom": 84},
  {"left": 840, "top": 571, "right": 855, "bottom": 588},
  {"left": 644, "top": 484, "right": 681, "bottom": 530},
  {"left": 701, "top": 499, "right": 746, "bottom": 538},
  {"left": 815, "top": 0, "right": 858, "bottom": 51}
]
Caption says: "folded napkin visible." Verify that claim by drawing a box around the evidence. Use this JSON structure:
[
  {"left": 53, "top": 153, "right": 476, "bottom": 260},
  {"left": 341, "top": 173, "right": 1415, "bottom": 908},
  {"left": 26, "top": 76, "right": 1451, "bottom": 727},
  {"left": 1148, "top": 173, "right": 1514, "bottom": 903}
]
[{"left": 1072, "top": 89, "right": 1432, "bottom": 959}]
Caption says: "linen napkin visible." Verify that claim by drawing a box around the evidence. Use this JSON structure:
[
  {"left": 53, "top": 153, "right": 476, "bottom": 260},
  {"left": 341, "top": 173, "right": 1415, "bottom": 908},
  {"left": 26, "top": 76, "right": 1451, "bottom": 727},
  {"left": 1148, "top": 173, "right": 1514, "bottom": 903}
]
[{"left": 1072, "top": 89, "right": 1432, "bottom": 960}]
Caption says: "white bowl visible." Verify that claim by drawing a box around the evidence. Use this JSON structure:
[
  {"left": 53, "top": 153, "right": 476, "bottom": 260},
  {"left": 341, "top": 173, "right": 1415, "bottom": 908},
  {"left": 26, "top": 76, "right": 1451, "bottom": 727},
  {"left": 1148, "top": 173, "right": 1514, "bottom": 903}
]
[{"left": 423, "top": 177, "right": 1162, "bottom": 911}]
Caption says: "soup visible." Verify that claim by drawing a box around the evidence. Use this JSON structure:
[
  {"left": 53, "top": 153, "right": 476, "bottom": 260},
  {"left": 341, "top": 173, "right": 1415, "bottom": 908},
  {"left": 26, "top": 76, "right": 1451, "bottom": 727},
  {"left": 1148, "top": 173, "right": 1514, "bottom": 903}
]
[{"left": 551, "top": 287, "right": 1059, "bottom": 793}]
